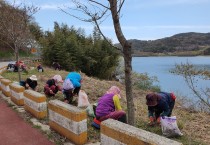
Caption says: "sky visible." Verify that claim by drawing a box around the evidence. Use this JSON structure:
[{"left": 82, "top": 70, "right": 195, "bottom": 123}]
[{"left": 5, "top": 0, "right": 210, "bottom": 43}]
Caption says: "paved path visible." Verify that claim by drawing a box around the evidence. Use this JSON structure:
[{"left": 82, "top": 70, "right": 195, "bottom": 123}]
[
  {"left": 0, "top": 61, "right": 9, "bottom": 68},
  {"left": 0, "top": 98, "right": 54, "bottom": 145},
  {"left": 0, "top": 62, "right": 54, "bottom": 145}
]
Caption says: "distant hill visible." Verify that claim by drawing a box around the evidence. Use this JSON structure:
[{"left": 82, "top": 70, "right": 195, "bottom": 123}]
[{"left": 115, "top": 32, "right": 210, "bottom": 56}]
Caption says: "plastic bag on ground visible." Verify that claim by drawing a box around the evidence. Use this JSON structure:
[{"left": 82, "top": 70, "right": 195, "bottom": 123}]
[
  {"left": 86, "top": 104, "right": 96, "bottom": 117},
  {"left": 78, "top": 90, "right": 90, "bottom": 108},
  {"left": 161, "top": 116, "right": 183, "bottom": 137}
]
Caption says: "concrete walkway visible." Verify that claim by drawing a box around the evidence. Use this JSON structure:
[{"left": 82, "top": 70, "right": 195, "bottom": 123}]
[
  {"left": 0, "top": 98, "right": 54, "bottom": 145},
  {"left": 0, "top": 61, "right": 9, "bottom": 67}
]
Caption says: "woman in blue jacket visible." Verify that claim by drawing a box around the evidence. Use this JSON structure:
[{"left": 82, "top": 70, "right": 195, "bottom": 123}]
[
  {"left": 146, "top": 92, "right": 176, "bottom": 126},
  {"left": 63, "top": 72, "right": 82, "bottom": 104}
]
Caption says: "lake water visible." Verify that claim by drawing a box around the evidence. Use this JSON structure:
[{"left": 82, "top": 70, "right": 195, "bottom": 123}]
[{"left": 132, "top": 56, "right": 210, "bottom": 99}]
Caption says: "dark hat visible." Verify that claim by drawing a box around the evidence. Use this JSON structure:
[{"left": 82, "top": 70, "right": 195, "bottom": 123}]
[{"left": 146, "top": 93, "right": 159, "bottom": 106}]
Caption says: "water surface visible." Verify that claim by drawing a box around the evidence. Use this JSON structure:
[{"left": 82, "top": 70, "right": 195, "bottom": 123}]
[{"left": 132, "top": 56, "right": 210, "bottom": 99}]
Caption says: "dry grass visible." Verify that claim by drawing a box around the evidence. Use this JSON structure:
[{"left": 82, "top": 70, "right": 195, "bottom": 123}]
[
  {"left": 133, "top": 89, "right": 210, "bottom": 145},
  {"left": 2, "top": 61, "right": 210, "bottom": 145}
]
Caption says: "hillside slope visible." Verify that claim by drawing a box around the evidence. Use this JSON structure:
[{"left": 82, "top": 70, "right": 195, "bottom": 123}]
[{"left": 1, "top": 65, "right": 210, "bottom": 144}]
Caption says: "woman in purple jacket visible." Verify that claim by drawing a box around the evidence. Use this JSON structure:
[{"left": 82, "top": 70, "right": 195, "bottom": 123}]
[{"left": 96, "top": 86, "right": 127, "bottom": 123}]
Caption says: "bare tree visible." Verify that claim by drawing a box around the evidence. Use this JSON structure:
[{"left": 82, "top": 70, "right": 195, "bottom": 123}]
[
  {"left": 172, "top": 62, "right": 210, "bottom": 111},
  {"left": 61, "top": 0, "right": 135, "bottom": 125},
  {"left": 0, "top": 1, "right": 38, "bottom": 81}
]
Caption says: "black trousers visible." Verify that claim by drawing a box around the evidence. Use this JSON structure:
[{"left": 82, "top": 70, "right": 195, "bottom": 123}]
[{"left": 63, "top": 87, "right": 81, "bottom": 103}]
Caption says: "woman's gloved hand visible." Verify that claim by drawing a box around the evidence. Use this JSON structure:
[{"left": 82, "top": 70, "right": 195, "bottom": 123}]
[
  {"left": 156, "top": 117, "right": 161, "bottom": 124},
  {"left": 148, "top": 116, "right": 155, "bottom": 126}
]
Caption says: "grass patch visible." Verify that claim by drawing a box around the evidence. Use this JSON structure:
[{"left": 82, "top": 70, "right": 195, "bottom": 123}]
[
  {"left": 47, "top": 132, "right": 53, "bottom": 140},
  {"left": 33, "top": 125, "right": 42, "bottom": 129},
  {"left": 0, "top": 49, "right": 37, "bottom": 60},
  {"left": 7, "top": 103, "right": 15, "bottom": 107},
  {"left": 173, "top": 136, "right": 207, "bottom": 145},
  {"left": 0, "top": 49, "right": 14, "bottom": 59},
  {"left": 136, "top": 119, "right": 206, "bottom": 145},
  {"left": 55, "top": 140, "right": 63, "bottom": 145},
  {"left": 87, "top": 117, "right": 100, "bottom": 142}
]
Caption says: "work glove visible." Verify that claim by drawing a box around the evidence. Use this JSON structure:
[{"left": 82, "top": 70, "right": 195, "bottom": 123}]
[
  {"left": 156, "top": 117, "right": 161, "bottom": 124},
  {"left": 148, "top": 116, "right": 155, "bottom": 126},
  {"left": 49, "top": 90, "right": 55, "bottom": 95}
]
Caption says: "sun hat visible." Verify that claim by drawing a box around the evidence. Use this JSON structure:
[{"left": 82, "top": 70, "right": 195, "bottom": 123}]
[
  {"left": 30, "top": 75, "right": 38, "bottom": 81},
  {"left": 107, "top": 86, "right": 121, "bottom": 98},
  {"left": 146, "top": 93, "right": 160, "bottom": 106},
  {"left": 53, "top": 75, "right": 63, "bottom": 83}
]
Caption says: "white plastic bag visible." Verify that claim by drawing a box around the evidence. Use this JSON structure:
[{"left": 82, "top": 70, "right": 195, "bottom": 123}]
[
  {"left": 86, "top": 104, "right": 96, "bottom": 117},
  {"left": 78, "top": 90, "right": 90, "bottom": 108},
  {"left": 161, "top": 116, "right": 183, "bottom": 137},
  {"left": 38, "top": 69, "right": 43, "bottom": 72}
]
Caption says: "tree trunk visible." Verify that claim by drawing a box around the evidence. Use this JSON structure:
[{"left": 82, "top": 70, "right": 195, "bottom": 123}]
[
  {"left": 109, "top": 0, "right": 135, "bottom": 125},
  {"left": 123, "top": 46, "right": 134, "bottom": 125},
  {"left": 15, "top": 44, "right": 21, "bottom": 81}
]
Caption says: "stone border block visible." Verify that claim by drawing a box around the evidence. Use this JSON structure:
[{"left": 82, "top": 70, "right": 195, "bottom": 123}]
[
  {"left": 48, "top": 100, "right": 87, "bottom": 145},
  {"left": 9, "top": 83, "right": 25, "bottom": 106},
  {"left": 24, "top": 90, "right": 47, "bottom": 119},
  {"left": 101, "top": 119, "right": 182, "bottom": 145},
  {"left": 0, "top": 75, "right": 4, "bottom": 92},
  {"left": 0, "top": 78, "right": 12, "bottom": 97},
  {"left": 0, "top": 66, "right": 6, "bottom": 74}
]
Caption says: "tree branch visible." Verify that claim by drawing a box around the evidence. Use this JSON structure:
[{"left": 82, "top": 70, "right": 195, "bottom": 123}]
[
  {"left": 0, "top": 39, "right": 15, "bottom": 51},
  {"left": 93, "top": 18, "right": 121, "bottom": 51},
  {"left": 117, "top": 0, "right": 125, "bottom": 14},
  {"left": 60, "top": 0, "right": 121, "bottom": 51},
  {"left": 89, "top": 0, "right": 110, "bottom": 9}
]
